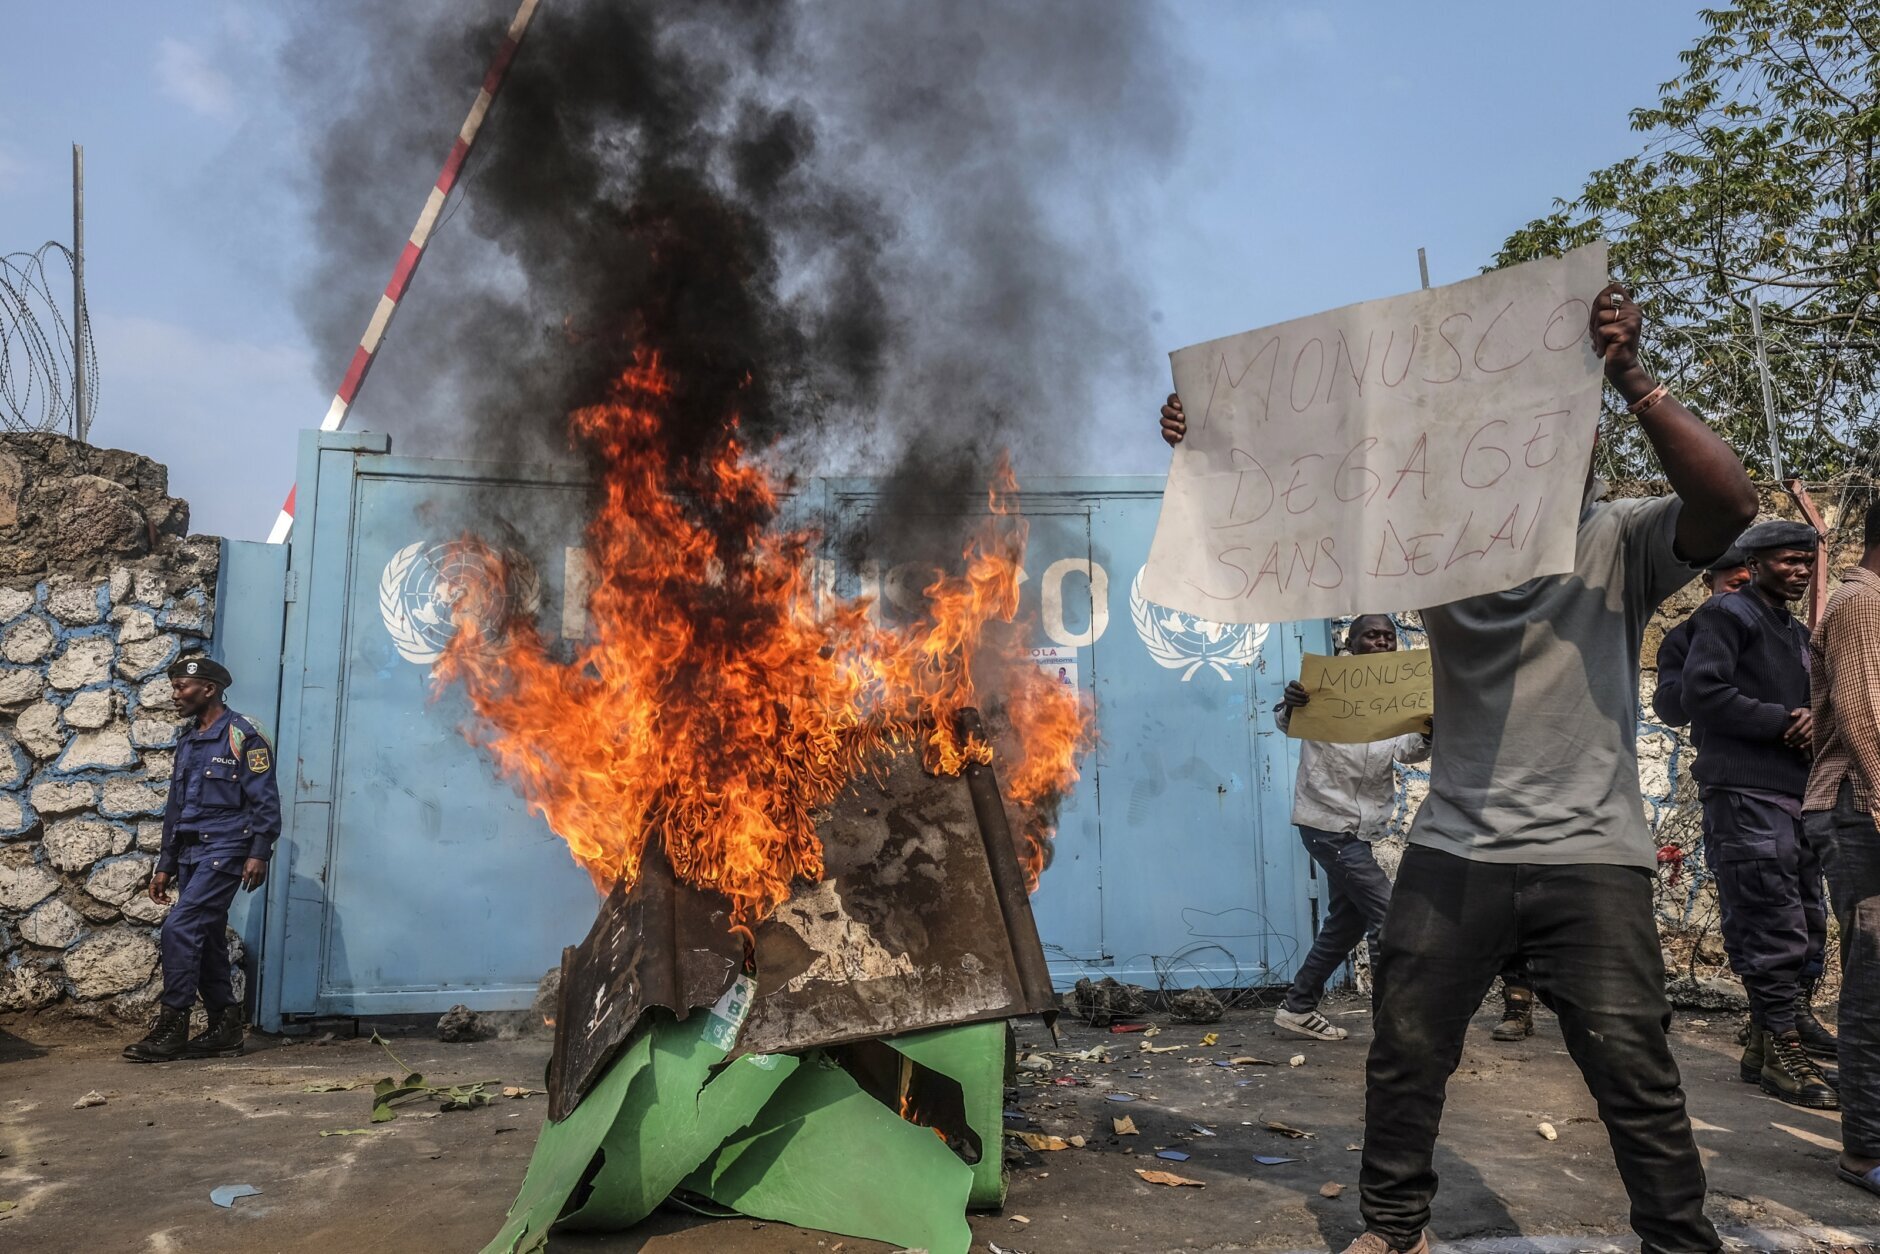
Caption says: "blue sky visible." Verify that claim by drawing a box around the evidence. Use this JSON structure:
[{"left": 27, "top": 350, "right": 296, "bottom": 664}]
[{"left": 0, "top": 2, "right": 1707, "bottom": 540}]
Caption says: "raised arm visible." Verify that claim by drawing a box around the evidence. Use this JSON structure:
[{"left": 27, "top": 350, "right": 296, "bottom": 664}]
[{"left": 1591, "top": 285, "right": 1756, "bottom": 564}]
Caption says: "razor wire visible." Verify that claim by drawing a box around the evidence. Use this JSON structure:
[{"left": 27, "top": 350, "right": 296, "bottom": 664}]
[{"left": 0, "top": 241, "right": 97, "bottom": 436}]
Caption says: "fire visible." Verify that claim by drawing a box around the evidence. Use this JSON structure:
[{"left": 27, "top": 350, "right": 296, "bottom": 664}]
[{"left": 434, "top": 350, "right": 1093, "bottom": 926}]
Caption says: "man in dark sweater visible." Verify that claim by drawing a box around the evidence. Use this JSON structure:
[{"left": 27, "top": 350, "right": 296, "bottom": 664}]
[
  {"left": 1651, "top": 546, "right": 1750, "bottom": 731},
  {"left": 1685, "top": 518, "right": 1834, "bottom": 1107}
]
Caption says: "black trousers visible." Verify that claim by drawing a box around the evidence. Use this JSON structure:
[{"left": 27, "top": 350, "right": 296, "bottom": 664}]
[
  {"left": 1813, "top": 781, "right": 1880, "bottom": 1158},
  {"left": 1360, "top": 847, "right": 1717, "bottom": 1253},
  {"left": 1701, "top": 790, "right": 1826, "bottom": 1035}
]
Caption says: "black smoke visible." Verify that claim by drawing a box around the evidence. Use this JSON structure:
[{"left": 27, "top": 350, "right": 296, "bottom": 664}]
[{"left": 285, "top": 0, "right": 1185, "bottom": 545}]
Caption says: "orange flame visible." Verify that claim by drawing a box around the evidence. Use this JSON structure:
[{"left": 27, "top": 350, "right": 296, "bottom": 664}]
[{"left": 433, "top": 350, "right": 1093, "bottom": 925}]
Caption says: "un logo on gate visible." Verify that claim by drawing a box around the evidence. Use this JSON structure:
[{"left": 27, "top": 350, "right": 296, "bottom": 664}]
[
  {"left": 1129, "top": 567, "right": 1267, "bottom": 682},
  {"left": 379, "top": 539, "right": 542, "bottom": 665}
]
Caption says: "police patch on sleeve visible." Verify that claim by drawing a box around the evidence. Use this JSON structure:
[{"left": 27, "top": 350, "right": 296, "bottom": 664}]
[{"left": 247, "top": 746, "right": 271, "bottom": 773}]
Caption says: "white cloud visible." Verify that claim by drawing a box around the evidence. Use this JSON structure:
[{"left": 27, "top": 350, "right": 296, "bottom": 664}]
[
  {"left": 84, "top": 313, "right": 319, "bottom": 541},
  {"left": 155, "top": 38, "right": 238, "bottom": 121}
]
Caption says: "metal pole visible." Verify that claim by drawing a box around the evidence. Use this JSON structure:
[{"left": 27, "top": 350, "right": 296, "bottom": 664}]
[
  {"left": 72, "top": 143, "right": 89, "bottom": 444},
  {"left": 1417, "top": 247, "right": 1430, "bottom": 290},
  {"left": 1747, "top": 291, "right": 1783, "bottom": 482}
]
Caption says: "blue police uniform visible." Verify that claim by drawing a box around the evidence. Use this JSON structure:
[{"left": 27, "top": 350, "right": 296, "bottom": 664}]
[
  {"left": 1684, "top": 585, "right": 1824, "bottom": 1037},
  {"left": 157, "top": 706, "right": 281, "bottom": 1012}
]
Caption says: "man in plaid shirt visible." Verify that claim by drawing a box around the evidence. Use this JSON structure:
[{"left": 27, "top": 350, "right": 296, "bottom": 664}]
[{"left": 1805, "top": 500, "right": 1880, "bottom": 1195}]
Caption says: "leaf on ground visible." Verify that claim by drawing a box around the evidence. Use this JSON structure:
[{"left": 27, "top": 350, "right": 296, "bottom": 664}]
[
  {"left": 1016, "top": 1132, "right": 1071, "bottom": 1151},
  {"left": 1135, "top": 1169, "right": 1204, "bottom": 1187},
  {"left": 302, "top": 1079, "right": 374, "bottom": 1093},
  {"left": 0, "top": 1201, "right": 16, "bottom": 1213},
  {"left": 1200, "top": 1033, "right": 1218, "bottom": 1046},
  {"left": 1265, "top": 1120, "right": 1315, "bottom": 1139},
  {"left": 1113, "top": 1116, "right": 1139, "bottom": 1136},
  {"left": 502, "top": 1086, "right": 545, "bottom": 1099},
  {"left": 1320, "top": 1181, "right": 1345, "bottom": 1199}
]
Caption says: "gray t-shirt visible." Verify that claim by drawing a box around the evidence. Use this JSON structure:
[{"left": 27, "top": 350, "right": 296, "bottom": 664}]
[{"left": 1412, "top": 488, "right": 1703, "bottom": 867}]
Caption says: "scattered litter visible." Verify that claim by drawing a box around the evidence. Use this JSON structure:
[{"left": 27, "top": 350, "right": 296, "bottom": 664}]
[
  {"left": 72, "top": 1091, "right": 107, "bottom": 1109},
  {"left": 1011, "top": 1214, "right": 1031, "bottom": 1224},
  {"left": 0, "top": 1201, "right": 16, "bottom": 1213},
  {"left": 1345, "top": 1143, "right": 1362, "bottom": 1152},
  {"left": 1189, "top": 1124, "right": 1217, "bottom": 1137},
  {"left": 1143, "top": 1025, "right": 1162, "bottom": 1039},
  {"left": 1200, "top": 1033, "right": 1218, "bottom": 1047},
  {"left": 1064, "top": 1044, "right": 1113, "bottom": 1063},
  {"left": 1113, "top": 1116, "right": 1139, "bottom": 1136},
  {"left": 1016, "top": 1056, "right": 1051, "bottom": 1074},
  {"left": 1236, "top": 1080, "right": 1255, "bottom": 1087},
  {"left": 1004, "top": 1108, "right": 1026, "bottom": 1120},
  {"left": 1228, "top": 1056, "right": 1273, "bottom": 1066},
  {"left": 302, "top": 1079, "right": 374, "bottom": 1093},
  {"left": 1139, "top": 1041, "right": 1185, "bottom": 1054},
  {"left": 1288, "top": 1054, "right": 1306, "bottom": 1067},
  {"left": 501, "top": 1086, "right": 544, "bottom": 1100},
  {"left": 1156, "top": 1150, "right": 1191, "bottom": 1162},
  {"left": 1126, "top": 1071, "right": 1147, "bottom": 1078},
  {"left": 1068, "top": 1135, "right": 1087, "bottom": 1148},
  {"left": 1016, "top": 1132, "right": 1071, "bottom": 1152},
  {"left": 1135, "top": 1169, "right": 1205, "bottom": 1187},
  {"left": 989, "top": 1243, "right": 1028, "bottom": 1254},
  {"left": 1169, "top": 986, "right": 1225, "bottom": 1024},
  {"left": 209, "top": 1185, "right": 261, "bottom": 1209},
  {"left": 1106, "top": 1093, "right": 1138, "bottom": 1103},
  {"left": 1319, "top": 1181, "right": 1345, "bottom": 1199},
  {"left": 1052, "top": 1077, "right": 1084, "bottom": 1087},
  {"left": 1110, "top": 1023, "right": 1150, "bottom": 1034},
  {"left": 1264, "top": 1120, "right": 1315, "bottom": 1139},
  {"left": 1252, "top": 1155, "right": 1298, "bottom": 1166},
  {"left": 319, "top": 1128, "right": 379, "bottom": 1137},
  {"left": 1538, "top": 1122, "right": 1558, "bottom": 1141}
]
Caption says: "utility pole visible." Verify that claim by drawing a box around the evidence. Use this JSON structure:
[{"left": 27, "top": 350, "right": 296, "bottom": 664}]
[
  {"left": 1747, "top": 291, "right": 1782, "bottom": 483},
  {"left": 72, "top": 143, "right": 90, "bottom": 444}
]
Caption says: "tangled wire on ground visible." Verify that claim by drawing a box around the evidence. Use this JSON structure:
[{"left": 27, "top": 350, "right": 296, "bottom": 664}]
[{"left": 0, "top": 242, "right": 96, "bottom": 435}]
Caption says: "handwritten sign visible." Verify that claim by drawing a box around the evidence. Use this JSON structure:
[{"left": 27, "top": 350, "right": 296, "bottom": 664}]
[
  {"left": 1284, "top": 651, "right": 1432, "bottom": 744},
  {"left": 1143, "top": 244, "right": 1608, "bottom": 623}
]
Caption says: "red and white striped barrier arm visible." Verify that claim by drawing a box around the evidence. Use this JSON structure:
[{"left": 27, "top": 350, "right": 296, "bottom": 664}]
[{"left": 268, "top": 0, "right": 542, "bottom": 544}]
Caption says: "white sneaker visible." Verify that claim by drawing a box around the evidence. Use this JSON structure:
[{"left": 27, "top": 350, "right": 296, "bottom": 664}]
[{"left": 1274, "top": 1007, "right": 1348, "bottom": 1041}]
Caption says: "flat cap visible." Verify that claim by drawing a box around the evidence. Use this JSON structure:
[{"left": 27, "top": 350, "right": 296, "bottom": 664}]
[
  {"left": 1704, "top": 546, "right": 1748, "bottom": 576},
  {"left": 1736, "top": 519, "right": 1820, "bottom": 553},
  {"left": 168, "top": 656, "right": 233, "bottom": 688}
]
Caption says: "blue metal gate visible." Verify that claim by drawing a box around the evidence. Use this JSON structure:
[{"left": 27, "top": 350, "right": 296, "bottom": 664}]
[{"left": 227, "top": 432, "right": 1326, "bottom": 1028}]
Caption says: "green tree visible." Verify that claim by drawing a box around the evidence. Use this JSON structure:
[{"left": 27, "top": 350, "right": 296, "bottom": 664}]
[{"left": 1496, "top": 2, "right": 1880, "bottom": 483}]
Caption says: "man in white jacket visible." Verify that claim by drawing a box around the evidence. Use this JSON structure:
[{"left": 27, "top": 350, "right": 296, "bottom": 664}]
[{"left": 1273, "top": 613, "right": 1431, "bottom": 1041}]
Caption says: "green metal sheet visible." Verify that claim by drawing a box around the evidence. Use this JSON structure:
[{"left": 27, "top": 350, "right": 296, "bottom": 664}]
[
  {"left": 682, "top": 1053, "right": 975, "bottom": 1254},
  {"left": 887, "top": 1020, "right": 1010, "bottom": 1209}
]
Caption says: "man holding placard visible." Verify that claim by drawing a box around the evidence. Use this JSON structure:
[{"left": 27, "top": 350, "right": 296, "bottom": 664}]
[
  {"left": 1273, "top": 613, "right": 1430, "bottom": 1042},
  {"left": 1158, "top": 268, "right": 1756, "bottom": 1254}
]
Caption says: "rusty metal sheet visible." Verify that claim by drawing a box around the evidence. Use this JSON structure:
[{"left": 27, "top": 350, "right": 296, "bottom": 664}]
[{"left": 548, "top": 746, "right": 1057, "bottom": 1120}]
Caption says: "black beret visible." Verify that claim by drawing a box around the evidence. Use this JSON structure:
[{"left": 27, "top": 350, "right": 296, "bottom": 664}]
[
  {"left": 1704, "top": 546, "right": 1748, "bottom": 576},
  {"left": 168, "top": 656, "right": 233, "bottom": 688},
  {"left": 1737, "top": 519, "right": 1820, "bottom": 553}
]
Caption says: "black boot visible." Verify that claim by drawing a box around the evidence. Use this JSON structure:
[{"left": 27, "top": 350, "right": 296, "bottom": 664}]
[
  {"left": 1739, "top": 1023, "right": 1766, "bottom": 1084},
  {"left": 122, "top": 1007, "right": 192, "bottom": 1063},
  {"left": 183, "top": 1004, "right": 245, "bottom": 1059},
  {"left": 1492, "top": 985, "right": 1534, "bottom": 1041},
  {"left": 1796, "top": 979, "right": 1839, "bottom": 1059},
  {"left": 1761, "top": 1029, "right": 1839, "bottom": 1109}
]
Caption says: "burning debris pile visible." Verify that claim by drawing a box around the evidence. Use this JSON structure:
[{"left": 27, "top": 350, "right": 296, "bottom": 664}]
[{"left": 288, "top": 0, "right": 1181, "bottom": 1249}]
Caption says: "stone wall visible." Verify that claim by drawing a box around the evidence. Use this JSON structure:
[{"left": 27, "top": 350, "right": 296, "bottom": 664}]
[{"left": 0, "top": 434, "right": 228, "bottom": 1020}]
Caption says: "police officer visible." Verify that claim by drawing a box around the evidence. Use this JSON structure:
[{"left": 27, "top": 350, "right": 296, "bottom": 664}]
[
  {"left": 1684, "top": 518, "right": 1835, "bottom": 1107},
  {"left": 1651, "top": 544, "right": 1752, "bottom": 732},
  {"left": 122, "top": 657, "right": 281, "bottom": 1063}
]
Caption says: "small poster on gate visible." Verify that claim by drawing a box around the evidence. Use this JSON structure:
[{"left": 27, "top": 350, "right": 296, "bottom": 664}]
[
  {"left": 1029, "top": 645, "right": 1079, "bottom": 689},
  {"left": 1283, "top": 650, "right": 1433, "bottom": 744}
]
